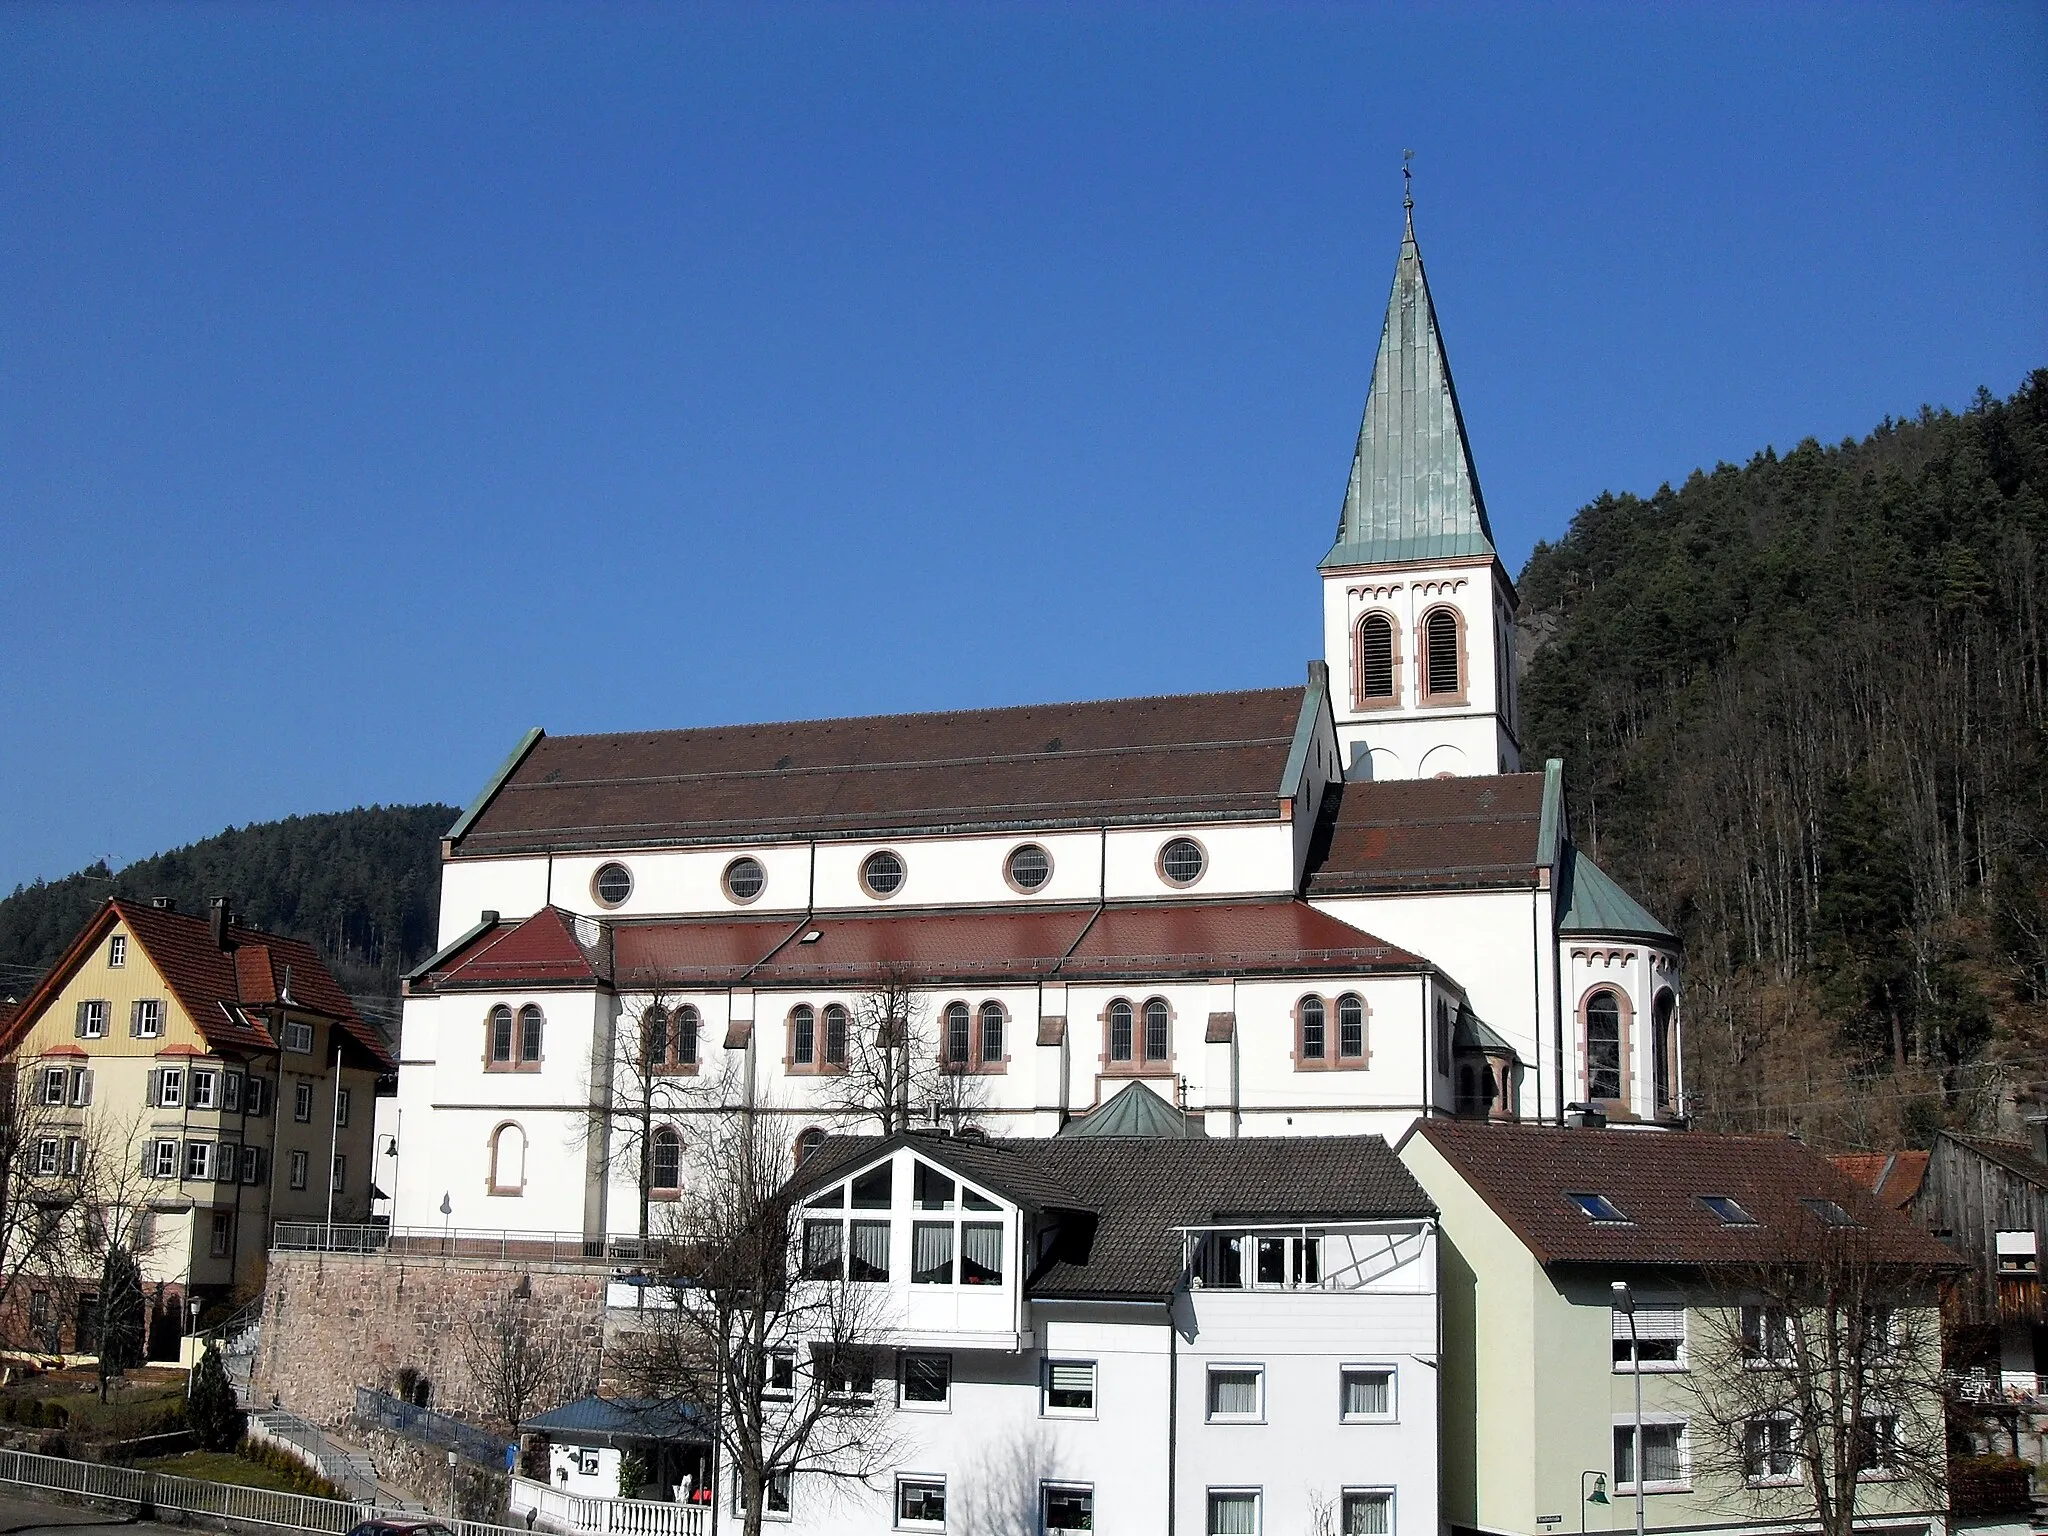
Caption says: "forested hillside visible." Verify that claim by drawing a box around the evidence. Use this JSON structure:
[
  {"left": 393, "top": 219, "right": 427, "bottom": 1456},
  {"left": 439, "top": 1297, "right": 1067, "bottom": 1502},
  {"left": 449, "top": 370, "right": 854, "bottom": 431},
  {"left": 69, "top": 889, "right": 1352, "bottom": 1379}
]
[
  {"left": 0, "top": 805, "right": 457, "bottom": 1037},
  {"left": 1520, "top": 371, "right": 2048, "bottom": 1149}
]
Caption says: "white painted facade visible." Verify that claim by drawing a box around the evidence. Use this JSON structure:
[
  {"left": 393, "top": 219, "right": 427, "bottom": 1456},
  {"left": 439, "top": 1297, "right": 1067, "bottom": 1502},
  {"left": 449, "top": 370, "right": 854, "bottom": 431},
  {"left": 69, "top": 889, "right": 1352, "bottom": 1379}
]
[{"left": 716, "top": 1140, "right": 1440, "bottom": 1536}]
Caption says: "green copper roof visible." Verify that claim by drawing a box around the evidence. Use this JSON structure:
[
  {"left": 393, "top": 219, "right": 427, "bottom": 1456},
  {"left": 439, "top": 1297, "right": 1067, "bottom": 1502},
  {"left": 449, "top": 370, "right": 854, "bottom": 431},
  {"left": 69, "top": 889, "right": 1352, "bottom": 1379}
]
[
  {"left": 1451, "top": 1004, "right": 1516, "bottom": 1060},
  {"left": 1559, "top": 848, "right": 1674, "bottom": 940},
  {"left": 1058, "top": 1081, "right": 1208, "bottom": 1139},
  {"left": 1321, "top": 211, "right": 1495, "bottom": 570}
]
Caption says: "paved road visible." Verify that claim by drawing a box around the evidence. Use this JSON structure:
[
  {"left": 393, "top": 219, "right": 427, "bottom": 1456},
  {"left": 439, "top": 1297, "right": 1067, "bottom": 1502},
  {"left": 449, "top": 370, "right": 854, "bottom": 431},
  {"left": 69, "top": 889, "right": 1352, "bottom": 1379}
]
[{"left": 0, "top": 1490, "right": 186, "bottom": 1536}]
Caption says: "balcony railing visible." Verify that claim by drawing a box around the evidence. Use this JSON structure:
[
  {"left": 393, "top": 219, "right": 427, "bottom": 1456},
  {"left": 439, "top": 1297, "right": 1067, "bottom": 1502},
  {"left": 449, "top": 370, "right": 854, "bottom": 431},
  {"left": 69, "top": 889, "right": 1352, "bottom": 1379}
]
[
  {"left": 1180, "top": 1220, "right": 1429, "bottom": 1293},
  {"left": 272, "top": 1223, "right": 668, "bottom": 1266},
  {"left": 509, "top": 1474, "right": 708, "bottom": 1536}
]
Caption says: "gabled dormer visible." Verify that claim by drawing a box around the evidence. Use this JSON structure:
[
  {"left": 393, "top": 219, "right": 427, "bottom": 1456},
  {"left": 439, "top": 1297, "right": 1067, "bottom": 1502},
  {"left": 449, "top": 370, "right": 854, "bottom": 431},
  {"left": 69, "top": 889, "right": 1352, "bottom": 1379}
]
[{"left": 1321, "top": 201, "right": 1521, "bottom": 781}]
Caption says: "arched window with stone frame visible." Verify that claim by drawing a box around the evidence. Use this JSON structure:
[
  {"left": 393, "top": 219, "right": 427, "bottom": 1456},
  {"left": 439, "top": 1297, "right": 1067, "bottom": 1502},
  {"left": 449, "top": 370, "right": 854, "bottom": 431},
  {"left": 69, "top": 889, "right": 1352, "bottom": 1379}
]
[
  {"left": 1581, "top": 987, "right": 1630, "bottom": 1105},
  {"left": 1419, "top": 606, "right": 1466, "bottom": 703},
  {"left": 1354, "top": 612, "right": 1400, "bottom": 708},
  {"left": 1105, "top": 999, "right": 1135, "bottom": 1065},
  {"left": 1651, "top": 989, "right": 1679, "bottom": 1117},
  {"left": 650, "top": 1127, "right": 682, "bottom": 1193},
  {"left": 488, "top": 1122, "right": 526, "bottom": 1196}
]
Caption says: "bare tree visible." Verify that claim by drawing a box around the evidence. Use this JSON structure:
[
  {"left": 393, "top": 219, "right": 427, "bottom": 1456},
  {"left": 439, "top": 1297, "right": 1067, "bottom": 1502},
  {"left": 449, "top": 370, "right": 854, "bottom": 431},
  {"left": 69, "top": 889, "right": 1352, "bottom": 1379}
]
[
  {"left": 585, "top": 976, "right": 729, "bottom": 1242},
  {"left": 1683, "top": 1230, "right": 1952, "bottom": 1536},
  {"left": 0, "top": 1068, "right": 100, "bottom": 1352},
  {"left": 820, "top": 967, "right": 988, "bottom": 1136},
  {"left": 459, "top": 1282, "right": 589, "bottom": 1432},
  {"left": 611, "top": 1104, "right": 900, "bottom": 1536}
]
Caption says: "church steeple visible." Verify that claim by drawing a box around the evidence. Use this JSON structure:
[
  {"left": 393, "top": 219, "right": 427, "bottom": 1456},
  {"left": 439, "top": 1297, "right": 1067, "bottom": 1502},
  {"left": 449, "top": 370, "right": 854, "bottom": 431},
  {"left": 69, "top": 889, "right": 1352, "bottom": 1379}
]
[{"left": 1320, "top": 200, "right": 1495, "bottom": 570}]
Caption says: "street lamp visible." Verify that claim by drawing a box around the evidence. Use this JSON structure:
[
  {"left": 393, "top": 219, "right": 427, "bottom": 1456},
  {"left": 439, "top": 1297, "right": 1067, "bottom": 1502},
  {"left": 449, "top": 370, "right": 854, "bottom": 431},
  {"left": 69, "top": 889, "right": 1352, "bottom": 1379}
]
[
  {"left": 1611, "top": 1281, "right": 1645, "bottom": 1536},
  {"left": 1580, "top": 1471, "right": 1609, "bottom": 1535}
]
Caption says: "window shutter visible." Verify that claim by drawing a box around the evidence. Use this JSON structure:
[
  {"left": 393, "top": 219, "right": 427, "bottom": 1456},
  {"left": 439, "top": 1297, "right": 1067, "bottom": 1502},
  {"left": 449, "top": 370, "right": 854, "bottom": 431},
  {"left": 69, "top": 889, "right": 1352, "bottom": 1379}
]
[
  {"left": 74, "top": 1070, "right": 93, "bottom": 1107},
  {"left": 146, "top": 1068, "right": 161, "bottom": 1107},
  {"left": 1613, "top": 1306, "right": 1686, "bottom": 1341},
  {"left": 74, "top": 1002, "right": 88, "bottom": 1039},
  {"left": 141, "top": 1142, "right": 154, "bottom": 1178},
  {"left": 129, "top": 1001, "right": 141, "bottom": 1038},
  {"left": 1049, "top": 1362, "right": 1094, "bottom": 1395}
]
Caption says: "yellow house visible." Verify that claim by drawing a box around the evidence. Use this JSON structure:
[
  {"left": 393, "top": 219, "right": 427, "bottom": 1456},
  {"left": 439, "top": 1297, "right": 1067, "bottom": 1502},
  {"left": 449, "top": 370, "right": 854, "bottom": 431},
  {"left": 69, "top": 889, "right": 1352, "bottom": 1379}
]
[
  {"left": 1, "top": 896, "right": 393, "bottom": 1351},
  {"left": 1398, "top": 1120, "right": 1959, "bottom": 1536}
]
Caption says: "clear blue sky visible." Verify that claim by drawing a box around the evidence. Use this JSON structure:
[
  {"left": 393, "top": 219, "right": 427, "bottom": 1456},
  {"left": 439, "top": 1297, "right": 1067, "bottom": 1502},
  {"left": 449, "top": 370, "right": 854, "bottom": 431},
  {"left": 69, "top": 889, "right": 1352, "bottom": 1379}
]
[{"left": 3, "top": 2, "right": 2043, "bottom": 892}]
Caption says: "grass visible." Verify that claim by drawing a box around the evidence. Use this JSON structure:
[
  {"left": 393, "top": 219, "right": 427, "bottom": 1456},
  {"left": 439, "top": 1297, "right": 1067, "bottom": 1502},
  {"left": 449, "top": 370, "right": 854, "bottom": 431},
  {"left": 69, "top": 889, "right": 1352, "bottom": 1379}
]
[
  {"left": 0, "top": 1367, "right": 187, "bottom": 1437},
  {"left": 133, "top": 1451, "right": 312, "bottom": 1494}
]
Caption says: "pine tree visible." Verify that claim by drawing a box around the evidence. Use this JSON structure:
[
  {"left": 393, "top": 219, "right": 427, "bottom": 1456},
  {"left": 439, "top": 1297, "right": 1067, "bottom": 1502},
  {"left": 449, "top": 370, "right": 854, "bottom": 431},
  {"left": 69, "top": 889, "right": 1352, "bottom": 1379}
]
[{"left": 188, "top": 1342, "right": 245, "bottom": 1451}]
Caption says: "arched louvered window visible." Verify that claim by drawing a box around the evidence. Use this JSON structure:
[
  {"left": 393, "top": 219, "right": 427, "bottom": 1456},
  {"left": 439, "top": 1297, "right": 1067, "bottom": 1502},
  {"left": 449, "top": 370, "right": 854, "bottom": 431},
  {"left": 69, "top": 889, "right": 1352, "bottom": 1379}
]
[
  {"left": 1357, "top": 614, "right": 1396, "bottom": 701},
  {"left": 643, "top": 1005, "right": 669, "bottom": 1068},
  {"left": 1299, "top": 997, "right": 1327, "bottom": 1060},
  {"left": 790, "top": 1005, "right": 816, "bottom": 1067},
  {"left": 823, "top": 1004, "right": 849, "bottom": 1066},
  {"left": 1585, "top": 990, "right": 1623, "bottom": 1101},
  {"left": 651, "top": 1128, "right": 682, "bottom": 1191},
  {"left": 517, "top": 1005, "right": 544, "bottom": 1063},
  {"left": 677, "top": 1005, "right": 700, "bottom": 1067},
  {"left": 944, "top": 1002, "right": 972, "bottom": 1065},
  {"left": 1107, "top": 1000, "right": 1134, "bottom": 1063},
  {"left": 1423, "top": 609, "right": 1461, "bottom": 698},
  {"left": 795, "top": 1127, "right": 827, "bottom": 1167},
  {"left": 1652, "top": 991, "right": 1677, "bottom": 1115},
  {"left": 1337, "top": 994, "right": 1366, "bottom": 1060},
  {"left": 1143, "top": 998, "right": 1171, "bottom": 1062},
  {"left": 978, "top": 1002, "right": 1005, "bottom": 1064}
]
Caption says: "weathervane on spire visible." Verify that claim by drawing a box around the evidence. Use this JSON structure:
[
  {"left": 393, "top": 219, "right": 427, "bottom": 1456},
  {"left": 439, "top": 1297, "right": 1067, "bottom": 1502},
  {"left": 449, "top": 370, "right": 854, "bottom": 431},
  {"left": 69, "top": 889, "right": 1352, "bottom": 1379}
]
[{"left": 1402, "top": 148, "right": 1414, "bottom": 213}]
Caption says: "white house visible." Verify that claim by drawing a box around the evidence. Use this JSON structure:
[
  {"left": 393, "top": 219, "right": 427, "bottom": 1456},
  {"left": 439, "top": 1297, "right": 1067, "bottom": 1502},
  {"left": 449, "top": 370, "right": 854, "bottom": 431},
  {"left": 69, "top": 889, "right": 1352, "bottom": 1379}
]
[
  {"left": 712, "top": 1127, "right": 1443, "bottom": 1536},
  {"left": 384, "top": 202, "right": 1684, "bottom": 1245}
]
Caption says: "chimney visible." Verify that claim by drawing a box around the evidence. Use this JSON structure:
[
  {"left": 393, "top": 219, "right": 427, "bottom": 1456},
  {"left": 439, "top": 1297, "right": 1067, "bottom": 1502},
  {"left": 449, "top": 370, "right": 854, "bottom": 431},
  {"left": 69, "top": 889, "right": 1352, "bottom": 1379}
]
[{"left": 209, "top": 897, "right": 231, "bottom": 950}]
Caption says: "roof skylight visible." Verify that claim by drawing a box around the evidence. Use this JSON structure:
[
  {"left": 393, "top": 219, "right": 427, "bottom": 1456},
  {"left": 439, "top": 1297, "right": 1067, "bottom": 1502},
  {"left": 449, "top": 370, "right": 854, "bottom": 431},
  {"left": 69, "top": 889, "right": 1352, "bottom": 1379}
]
[
  {"left": 1698, "top": 1195, "right": 1758, "bottom": 1226},
  {"left": 1801, "top": 1198, "right": 1858, "bottom": 1228},
  {"left": 1568, "top": 1192, "right": 1630, "bottom": 1224}
]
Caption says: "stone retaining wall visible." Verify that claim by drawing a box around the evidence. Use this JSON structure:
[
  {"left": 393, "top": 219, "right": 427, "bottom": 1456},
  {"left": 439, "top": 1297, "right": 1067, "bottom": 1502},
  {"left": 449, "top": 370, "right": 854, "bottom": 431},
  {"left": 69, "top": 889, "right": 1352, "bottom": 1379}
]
[{"left": 253, "top": 1251, "right": 604, "bottom": 1429}]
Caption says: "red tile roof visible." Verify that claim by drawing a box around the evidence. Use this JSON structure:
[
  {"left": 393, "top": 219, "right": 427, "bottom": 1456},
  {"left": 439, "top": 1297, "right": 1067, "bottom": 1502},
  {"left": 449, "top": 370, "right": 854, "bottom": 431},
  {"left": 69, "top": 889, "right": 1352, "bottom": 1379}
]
[
  {"left": 417, "top": 900, "right": 1427, "bottom": 993},
  {"left": 1412, "top": 1120, "right": 1960, "bottom": 1269},
  {"left": 0, "top": 899, "right": 392, "bottom": 1071},
  {"left": 1307, "top": 774, "right": 1548, "bottom": 894},
  {"left": 1830, "top": 1151, "right": 1929, "bottom": 1210},
  {"left": 451, "top": 687, "right": 1308, "bottom": 856}
]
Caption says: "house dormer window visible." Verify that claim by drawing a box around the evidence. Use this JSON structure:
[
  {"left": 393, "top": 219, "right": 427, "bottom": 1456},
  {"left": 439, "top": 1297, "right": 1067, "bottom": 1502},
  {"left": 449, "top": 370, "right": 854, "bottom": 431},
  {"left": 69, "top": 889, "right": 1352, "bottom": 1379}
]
[{"left": 108, "top": 936, "right": 126, "bottom": 967}]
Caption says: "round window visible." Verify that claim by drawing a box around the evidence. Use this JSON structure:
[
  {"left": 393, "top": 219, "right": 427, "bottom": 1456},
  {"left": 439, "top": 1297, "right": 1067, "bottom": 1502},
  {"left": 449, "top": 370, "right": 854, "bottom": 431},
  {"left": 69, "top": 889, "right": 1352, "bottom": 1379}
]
[
  {"left": 723, "top": 856, "right": 767, "bottom": 904},
  {"left": 592, "top": 862, "right": 634, "bottom": 907},
  {"left": 1159, "top": 837, "right": 1206, "bottom": 886},
  {"left": 1006, "top": 843, "right": 1052, "bottom": 892},
  {"left": 861, "top": 850, "right": 906, "bottom": 898}
]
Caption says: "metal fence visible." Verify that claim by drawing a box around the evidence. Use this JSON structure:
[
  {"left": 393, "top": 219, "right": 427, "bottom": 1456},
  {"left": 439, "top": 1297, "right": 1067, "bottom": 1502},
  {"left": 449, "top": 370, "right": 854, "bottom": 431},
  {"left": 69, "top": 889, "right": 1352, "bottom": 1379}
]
[
  {"left": 0, "top": 1445, "right": 524, "bottom": 1536},
  {"left": 355, "top": 1388, "right": 511, "bottom": 1470},
  {"left": 275, "top": 1224, "right": 666, "bottom": 1266}
]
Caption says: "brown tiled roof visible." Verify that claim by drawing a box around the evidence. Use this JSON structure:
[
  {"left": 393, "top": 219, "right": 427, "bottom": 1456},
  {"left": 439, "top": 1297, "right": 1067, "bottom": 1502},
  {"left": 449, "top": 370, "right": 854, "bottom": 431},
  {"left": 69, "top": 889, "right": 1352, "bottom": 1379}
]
[
  {"left": 1413, "top": 1121, "right": 1960, "bottom": 1270},
  {"left": 1306, "top": 774, "right": 1547, "bottom": 894},
  {"left": 451, "top": 687, "right": 1308, "bottom": 856},
  {"left": 423, "top": 900, "right": 1428, "bottom": 993},
  {"left": 1830, "top": 1151, "right": 1930, "bottom": 1210},
  {"left": 792, "top": 1132, "right": 1434, "bottom": 1300},
  {"left": 428, "top": 907, "right": 613, "bottom": 989},
  {"left": 0, "top": 899, "right": 391, "bottom": 1071}
]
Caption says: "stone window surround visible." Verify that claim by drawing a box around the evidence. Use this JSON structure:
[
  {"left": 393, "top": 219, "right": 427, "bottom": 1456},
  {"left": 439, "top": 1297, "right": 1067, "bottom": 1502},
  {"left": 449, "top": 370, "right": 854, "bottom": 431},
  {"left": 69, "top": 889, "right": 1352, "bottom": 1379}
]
[
  {"left": 1099, "top": 995, "right": 1176, "bottom": 1076},
  {"left": 938, "top": 999, "right": 1011, "bottom": 1075},
  {"left": 1417, "top": 603, "right": 1471, "bottom": 707},
  {"left": 1291, "top": 992, "right": 1372, "bottom": 1071}
]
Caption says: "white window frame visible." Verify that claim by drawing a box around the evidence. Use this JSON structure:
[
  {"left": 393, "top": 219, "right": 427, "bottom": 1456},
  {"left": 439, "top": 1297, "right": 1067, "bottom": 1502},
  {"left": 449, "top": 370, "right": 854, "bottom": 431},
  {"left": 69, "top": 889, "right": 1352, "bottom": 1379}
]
[
  {"left": 336, "top": 1087, "right": 351, "bottom": 1127},
  {"left": 897, "top": 1352, "right": 952, "bottom": 1413},
  {"left": 69, "top": 1067, "right": 91, "bottom": 1106},
  {"left": 289, "top": 1149, "right": 309, "bottom": 1190},
  {"left": 1614, "top": 1413, "right": 1691, "bottom": 1494},
  {"left": 241, "top": 1146, "right": 263, "bottom": 1184},
  {"left": 209, "top": 1210, "right": 234, "bottom": 1258},
  {"left": 1042, "top": 1358, "right": 1098, "bottom": 1419},
  {"left": 191, "top": 1071, "right": 218, "bottom": 1110},
  {"left": 294, "top": 1082, "right": 314, "bottom": 1122},
  {"left": 1613, "top": 1302, "right": 1688, "bottom": 1373},
  {"left": 1339, "top": 1363, "right": 1397, "bottom": 1423},
  {"left": 331, "top": 1154, "right": 346, "bottom": 1193},
  {"left": 282, "top": 1019, "right": 315, "bottom": 1054},
  {"left": 151, "top": 1140, "right": 179, "bottom": 1179},
  {"left": 1206, "top": 1487, "right": 1261, "bottom": 1536},
  {"left": 1040, "top": 1483, "right": 1095, "bottom": 1533},
  {"left": 41, "top": 1068, "right": 67, "bottom": 1107},
  {"left": 1855, "top": 1411, "right": 1903, "bottom": 1480},
  {"left": 1204, "top": 1363, "right": 1265, "bottom": 1424},
  {"left": 158, "top": 1068, "right": 184, "bottom": 1108},
  {"left": 760, "top": 1349, "right": 795, "bottom": 1401},
  {"left": 224, "top": 1073, "right": 242, "bottom": 1112},
  {"left": 732, "top": 1468, "right": 791, "bottom": 1522},
  {"left": 108, "top": 935, "right": 126, "bottom": 967},
  {"left": 80, "top": 1000, "right": 107, "bottom": 1039},
  {"left": 185, "top": 1141, "right": 213, "bottom": 1181},
  {"left": 35, "top": 1139, "right": 59, "bottom": 1176},
  {"left": 1340, "top": 1488, "right": 1395, "bottom": 1536},
  {"left": 894, "top": 1473, "right": 946, "bottom": 1532},
  {"left": 246, "top": 1077, "right": 268, "bottom": 1116},
  {"left": 134, "top": 999, "right": 162, "bottom": 1038}
]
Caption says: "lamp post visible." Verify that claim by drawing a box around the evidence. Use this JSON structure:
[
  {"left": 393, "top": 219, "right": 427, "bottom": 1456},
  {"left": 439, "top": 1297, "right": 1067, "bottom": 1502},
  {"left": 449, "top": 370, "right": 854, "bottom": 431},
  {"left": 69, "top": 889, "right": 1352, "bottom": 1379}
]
[
  {"left": 1611, "top": 1281, "right": 1645, "bottom": 1536},
  {"left": 1579, "top": 1471, "right": 1609, "bottom": 1535}
]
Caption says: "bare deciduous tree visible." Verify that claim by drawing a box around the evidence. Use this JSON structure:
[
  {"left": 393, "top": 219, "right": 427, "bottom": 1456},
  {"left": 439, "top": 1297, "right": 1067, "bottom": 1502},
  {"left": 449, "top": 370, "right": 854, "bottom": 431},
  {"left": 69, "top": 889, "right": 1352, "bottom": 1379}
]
[
  {"left": 820, "top": 967, "right": 987, "bottom": 1136},
  {"left": 611, "top": 1105, "right": 900, "bottom": 1536},
  {"left": 1683, "top": 1231, "right": 1952, "bottom": 1536},
  {"left": 459, "top": 1282, "right": 589, "bottom": 1431}
]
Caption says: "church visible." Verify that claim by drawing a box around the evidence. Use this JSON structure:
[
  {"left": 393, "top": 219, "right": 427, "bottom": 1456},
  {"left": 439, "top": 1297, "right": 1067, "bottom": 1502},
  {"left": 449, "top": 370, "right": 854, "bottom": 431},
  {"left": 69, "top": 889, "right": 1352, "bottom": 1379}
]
[{"left": 387, "top": 204, "right": 1682, "bottom": 1243}]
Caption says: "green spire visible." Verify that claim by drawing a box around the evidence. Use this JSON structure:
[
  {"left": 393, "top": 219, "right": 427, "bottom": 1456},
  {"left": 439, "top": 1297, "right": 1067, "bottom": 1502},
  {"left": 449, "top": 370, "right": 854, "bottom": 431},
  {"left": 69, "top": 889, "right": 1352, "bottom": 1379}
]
[{"left": 1321, "top": 205, "right": 1496, "bottom": 569}]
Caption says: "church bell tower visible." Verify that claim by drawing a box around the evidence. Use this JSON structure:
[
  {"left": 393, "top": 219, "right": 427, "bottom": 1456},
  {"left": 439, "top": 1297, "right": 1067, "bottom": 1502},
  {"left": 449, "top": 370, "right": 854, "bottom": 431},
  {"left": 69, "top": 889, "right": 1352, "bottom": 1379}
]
[{"left": 1321, "top": 192, "right": 1521, "bottom": 781}]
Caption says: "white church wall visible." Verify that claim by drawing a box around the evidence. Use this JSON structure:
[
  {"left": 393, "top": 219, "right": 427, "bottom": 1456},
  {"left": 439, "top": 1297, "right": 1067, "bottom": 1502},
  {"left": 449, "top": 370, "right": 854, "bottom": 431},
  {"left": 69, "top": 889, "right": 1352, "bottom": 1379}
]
[
  {"left": 1229, "top": 975, "right": 1435, "bottom": 1124},
  {"left": 1100, "top": 820, "right": 1294, "bottom": 902},
  {"left": 437, "top": 856, "right": 550, "bottom": 943},
  {"left": 1562, "top": 941, "right": 1680, "bottom": 1122}
]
